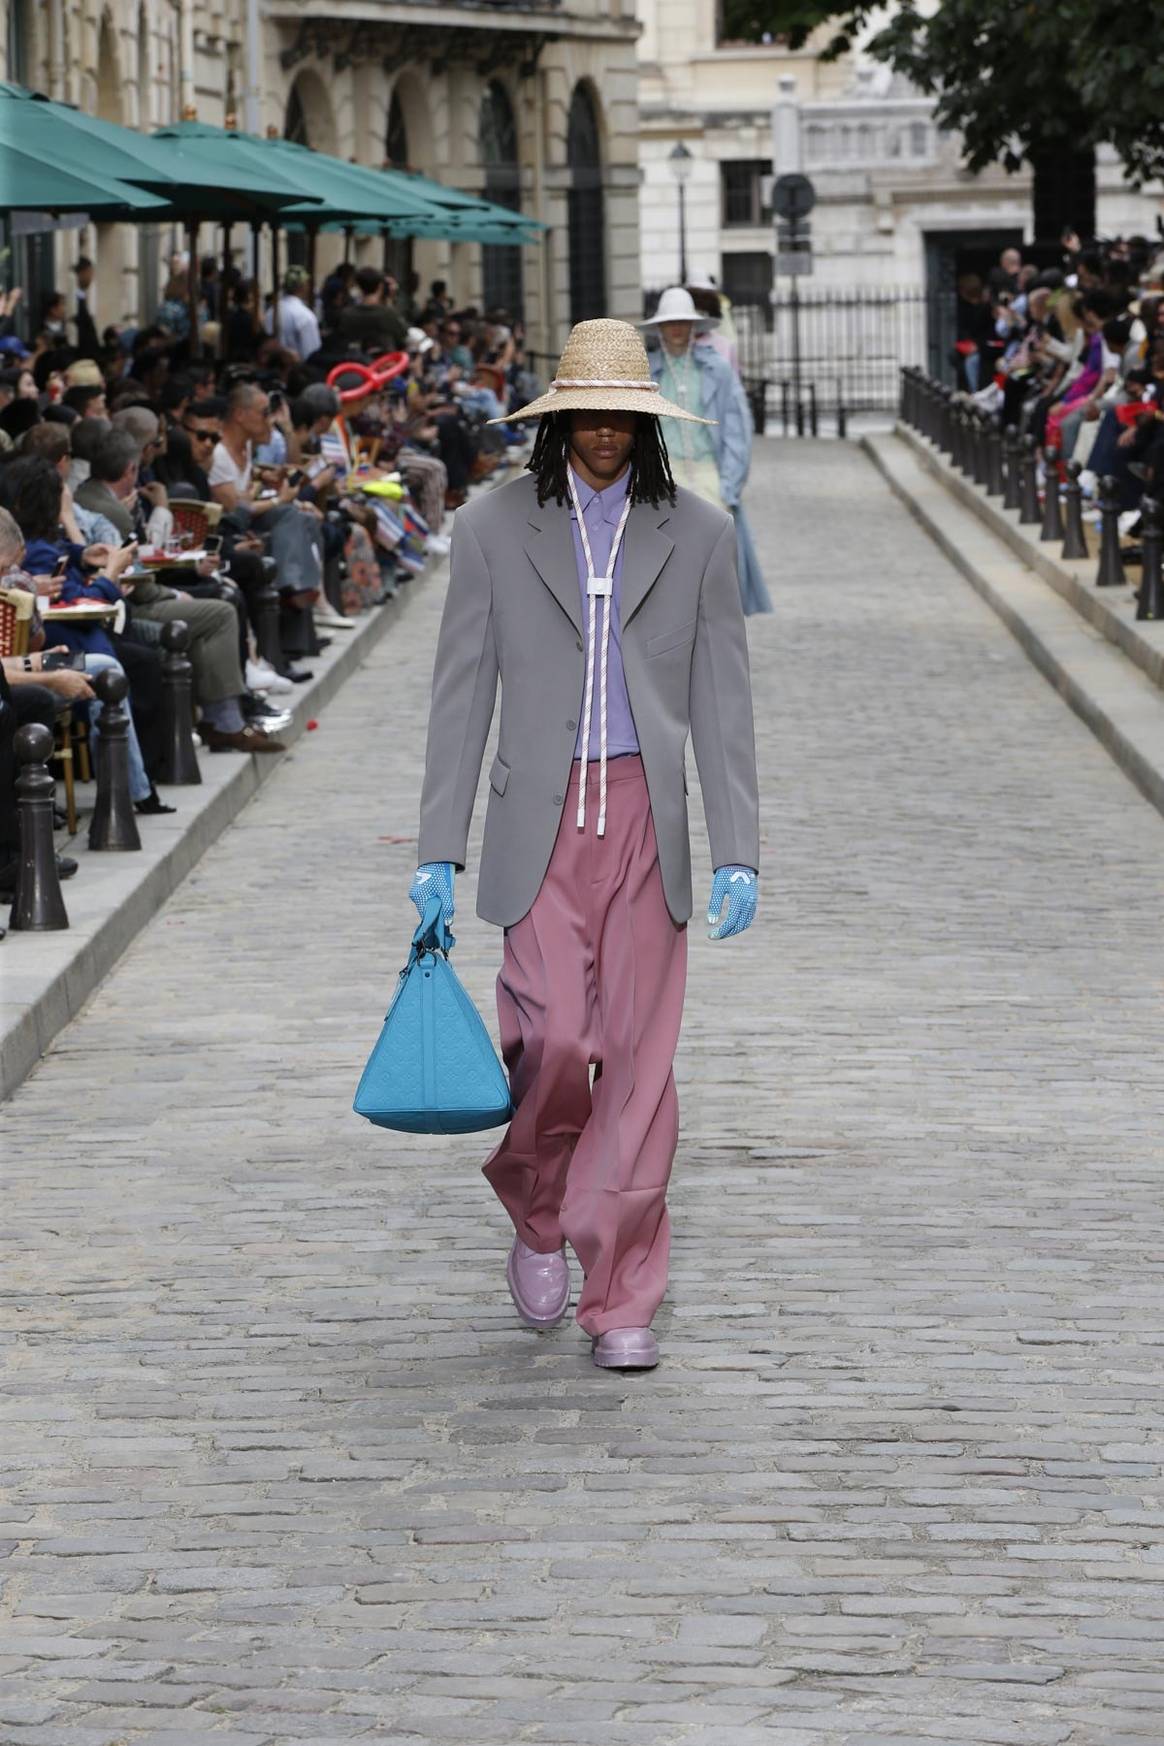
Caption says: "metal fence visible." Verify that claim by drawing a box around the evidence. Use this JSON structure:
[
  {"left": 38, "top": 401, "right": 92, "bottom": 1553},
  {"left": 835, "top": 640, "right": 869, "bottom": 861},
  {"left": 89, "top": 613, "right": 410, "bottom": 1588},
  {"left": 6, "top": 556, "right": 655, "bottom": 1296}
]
[{"left": 735, "top": 286, "right": 951, "bottom": 432}]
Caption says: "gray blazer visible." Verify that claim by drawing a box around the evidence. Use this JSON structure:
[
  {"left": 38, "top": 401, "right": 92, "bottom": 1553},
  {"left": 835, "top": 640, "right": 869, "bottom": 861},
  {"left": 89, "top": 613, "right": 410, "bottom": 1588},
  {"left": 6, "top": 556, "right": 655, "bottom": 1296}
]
[{"left": 417, "top": 472, "right": 760, "bottom": 928}]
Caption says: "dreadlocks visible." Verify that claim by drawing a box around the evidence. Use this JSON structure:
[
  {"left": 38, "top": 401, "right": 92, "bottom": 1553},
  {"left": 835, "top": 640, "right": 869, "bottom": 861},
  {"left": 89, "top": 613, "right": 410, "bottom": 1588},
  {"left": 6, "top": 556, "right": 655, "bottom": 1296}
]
[{"left": 527, "top": 413, "right": 677, "bottom": 509}]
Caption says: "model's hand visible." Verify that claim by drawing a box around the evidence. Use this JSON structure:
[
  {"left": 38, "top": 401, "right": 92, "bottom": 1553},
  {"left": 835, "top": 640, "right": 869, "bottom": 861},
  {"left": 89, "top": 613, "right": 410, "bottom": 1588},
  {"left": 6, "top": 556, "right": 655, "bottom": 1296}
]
[
  {"left": 409, "top": 861, "right": 455, "bottom": 927},
  {"left": 707, "top": 865, "right": 757, "bottom": 941}
]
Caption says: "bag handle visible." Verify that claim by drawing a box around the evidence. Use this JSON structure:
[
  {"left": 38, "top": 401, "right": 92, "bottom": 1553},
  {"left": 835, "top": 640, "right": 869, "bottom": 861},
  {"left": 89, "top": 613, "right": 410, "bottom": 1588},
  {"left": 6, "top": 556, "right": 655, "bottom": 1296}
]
[{"left": 411, "top": 891, "right": 453, "bottom": 960}]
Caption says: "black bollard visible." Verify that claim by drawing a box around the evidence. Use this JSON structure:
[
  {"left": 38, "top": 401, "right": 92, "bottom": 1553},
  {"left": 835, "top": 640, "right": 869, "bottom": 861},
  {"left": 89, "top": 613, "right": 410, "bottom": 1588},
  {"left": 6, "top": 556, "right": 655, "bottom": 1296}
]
[
  {"left": 938, "top": 387, "right": 954, "bottom": 454},
  {"left": 1061, "top": 459, "right": 1089, "bottom": 560},
  {"left": 158, "top": 619, "right": 203, "bottom": 785},
  {"left": 1136, "top": 497, "right": 1164, "bottom": 621},
  {"left": 1095, "top": 476, "right": 1127, "bottom": 588},
  {"left": 985, "top": 420, "right": 1005, "bottom": 496},
  {"left": 1039, "top": 449, "right": 1064, "bottom": 543},
  {"left": 1003, "top": 429, "right": 1023, "bottom": 511},
  {"left": 254, "top": 579, "right": 283, "bottom": 674},
  {"left": 9, "top": 722, "right": 68, "bottom": 931},
  {"left": 955, "top": 407, "right": 973, "bottom": 475},
  {"left": 1018, "top": 435, "right": 1041, "bottom": 524},
  {"left": 88, "top": 668, "right": 141, "bottom": 852},
  {"left": 899, "top": 367, "right": 909, "bottom": 424},
  {"left": 972, "top": 413, "right": 990, "bottom": 488}
]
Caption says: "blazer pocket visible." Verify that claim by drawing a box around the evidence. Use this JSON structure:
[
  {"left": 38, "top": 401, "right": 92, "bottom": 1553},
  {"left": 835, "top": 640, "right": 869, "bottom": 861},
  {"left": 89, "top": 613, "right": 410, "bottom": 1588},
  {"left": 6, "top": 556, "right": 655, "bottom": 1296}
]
[
  {"left": 646, "top": 616, "right": 698, "bottom": 659},
  {"left": 488, "top": 753, "right": 510, "bottom": 796}
]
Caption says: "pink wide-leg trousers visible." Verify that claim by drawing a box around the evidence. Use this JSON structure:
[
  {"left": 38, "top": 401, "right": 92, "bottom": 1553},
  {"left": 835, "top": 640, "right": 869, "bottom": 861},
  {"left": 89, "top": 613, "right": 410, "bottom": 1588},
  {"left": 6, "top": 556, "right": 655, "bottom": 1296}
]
[{"left": 483, "top": 755, "right": 688, "bottom": 1335}]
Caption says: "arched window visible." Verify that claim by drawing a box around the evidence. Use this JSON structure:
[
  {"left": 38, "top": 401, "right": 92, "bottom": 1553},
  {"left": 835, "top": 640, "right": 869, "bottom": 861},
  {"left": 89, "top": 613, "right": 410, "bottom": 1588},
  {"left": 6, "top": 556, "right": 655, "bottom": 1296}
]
[
  {"left": 284, "top": 83, "right": 308, "bottom": 148},
  {"left": 284, "top": 85, "right": 309, "bottom": 268},
  {"left": 384, "top": 89, "right": 413, "bottom": 290},
  {"left": 567, "top": 83, "right": 605, "bottom": 323},
  {"left": 6, "top": 0, "right": 31, "bottom": 80},
  {"left": 386, "top": 90, "right": 407, "bottom": 168},
  {"left": 480, "top": 81, "right": 522, "bottom": 318}
]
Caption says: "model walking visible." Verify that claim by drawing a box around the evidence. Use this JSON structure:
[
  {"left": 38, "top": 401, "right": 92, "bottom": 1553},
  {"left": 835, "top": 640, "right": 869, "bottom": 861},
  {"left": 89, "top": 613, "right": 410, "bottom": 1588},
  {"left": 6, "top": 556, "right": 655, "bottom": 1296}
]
[
  {"left": 410, "top": 318, "right": 760, "bottom": 1370},
  {"left": 643, "top": 286, "right": 773, "bottom": 616}
]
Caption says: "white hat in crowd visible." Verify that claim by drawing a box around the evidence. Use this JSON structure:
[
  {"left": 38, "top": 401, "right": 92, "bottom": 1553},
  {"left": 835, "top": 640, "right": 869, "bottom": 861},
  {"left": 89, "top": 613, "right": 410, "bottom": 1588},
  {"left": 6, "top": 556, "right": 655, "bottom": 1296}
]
[{"left": 639, "top": 286, "right": 719, "bottom": 332}]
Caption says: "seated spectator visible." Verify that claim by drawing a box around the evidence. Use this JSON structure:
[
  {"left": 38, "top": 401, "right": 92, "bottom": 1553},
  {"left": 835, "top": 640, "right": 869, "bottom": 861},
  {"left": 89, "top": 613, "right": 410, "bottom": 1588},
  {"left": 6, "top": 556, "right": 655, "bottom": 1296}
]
[
  {"left": 0, "top": 475, "right": 170, "bottom": 813},
  {"left": 70, "top": 432, "right": 285, "bottom": 752},
  {"left": 209, "top": 382, "right": 327, "bottom": 674}
]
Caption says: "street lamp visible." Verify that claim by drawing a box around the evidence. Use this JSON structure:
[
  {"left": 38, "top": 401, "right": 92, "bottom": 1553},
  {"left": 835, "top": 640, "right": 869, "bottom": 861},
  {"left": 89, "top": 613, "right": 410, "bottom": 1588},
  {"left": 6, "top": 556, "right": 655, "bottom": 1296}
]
[{"left": 668, "top": 141, "right": 693, "bottom": 285}]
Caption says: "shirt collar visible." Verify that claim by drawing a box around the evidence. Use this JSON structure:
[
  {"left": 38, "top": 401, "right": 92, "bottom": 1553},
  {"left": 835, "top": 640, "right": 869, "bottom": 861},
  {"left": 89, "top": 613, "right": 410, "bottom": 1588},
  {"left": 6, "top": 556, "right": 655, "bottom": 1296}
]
[{"left": 568, "top": 463, "right": 630, "bottom": 525}]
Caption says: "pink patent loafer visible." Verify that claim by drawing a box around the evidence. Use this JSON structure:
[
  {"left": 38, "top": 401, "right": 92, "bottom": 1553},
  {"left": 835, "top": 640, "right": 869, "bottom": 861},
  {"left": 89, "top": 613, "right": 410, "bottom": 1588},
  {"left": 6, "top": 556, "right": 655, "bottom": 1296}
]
[
  {"left": 591, "top": 1327, "right": 659, "bottom": 1370},
  {"left": 507, "top": 1238, "right": 570, "bottom": 1328}
]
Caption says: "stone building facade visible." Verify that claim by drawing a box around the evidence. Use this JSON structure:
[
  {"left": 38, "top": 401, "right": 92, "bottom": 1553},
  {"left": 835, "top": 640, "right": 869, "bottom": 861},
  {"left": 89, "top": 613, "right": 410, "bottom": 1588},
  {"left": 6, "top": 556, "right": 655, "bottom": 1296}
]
[
  {"left": 1, "top": 0, "right": 642, "bottom": 360},
  {"left": 638, "top": 0, "right": 1162, "bottom": 312}
]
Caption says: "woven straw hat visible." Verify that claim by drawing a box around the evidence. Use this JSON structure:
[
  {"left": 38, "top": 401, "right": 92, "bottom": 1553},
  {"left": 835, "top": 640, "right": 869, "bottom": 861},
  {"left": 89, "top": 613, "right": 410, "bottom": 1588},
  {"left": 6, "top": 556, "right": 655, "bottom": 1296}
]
[{"left": 490, "top": 317, "right": 713, "bottom": 424}]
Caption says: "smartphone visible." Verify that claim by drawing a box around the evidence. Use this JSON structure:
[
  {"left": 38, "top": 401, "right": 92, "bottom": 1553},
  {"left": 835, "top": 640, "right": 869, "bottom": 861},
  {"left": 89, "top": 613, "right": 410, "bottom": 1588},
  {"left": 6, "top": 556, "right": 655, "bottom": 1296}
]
[
  {"left": 203, "top": 534, "right": 222, "bottom": 556},
  {"left": 120, "top": 533, "right": 139, "bottom": 549},
  {"left": 286, "top": 468, "right": 304, "bottom": 487},
  {"left": 51, "top": 555, "right": 69, "bottom": 579},
  {"left": 43, "top": 650, "right": 86, "bottom": 672}
]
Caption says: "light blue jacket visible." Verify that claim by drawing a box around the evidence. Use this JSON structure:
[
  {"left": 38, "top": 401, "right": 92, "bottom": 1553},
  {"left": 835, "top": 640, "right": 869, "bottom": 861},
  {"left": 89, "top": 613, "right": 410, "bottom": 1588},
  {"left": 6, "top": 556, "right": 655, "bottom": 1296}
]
[{"left": 649, "top": 341, "right": 754, "bottom": 506}]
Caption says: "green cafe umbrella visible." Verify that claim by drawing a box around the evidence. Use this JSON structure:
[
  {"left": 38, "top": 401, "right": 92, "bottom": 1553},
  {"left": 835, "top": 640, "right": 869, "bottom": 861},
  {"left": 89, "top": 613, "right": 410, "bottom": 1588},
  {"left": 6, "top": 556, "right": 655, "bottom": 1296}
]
[
  {"left": 266, "top": 138, "right": 462, "bottom": 226},
  {"left": 0, "top": 136, "right": 166, "bottom": 215},
  {"left": 0, "top": 87, "right": 321, "bottom": 221}
]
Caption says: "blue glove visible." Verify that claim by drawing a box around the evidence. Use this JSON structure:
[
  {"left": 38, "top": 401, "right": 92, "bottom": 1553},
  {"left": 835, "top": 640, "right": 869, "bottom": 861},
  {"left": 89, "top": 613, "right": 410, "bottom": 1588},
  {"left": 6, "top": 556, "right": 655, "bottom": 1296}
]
[
  {"left": 409, "top": 861, "right": 455, "bottom": 927},
  {"left": 707, "top": 865, "right": 757, "bottom": 941}
]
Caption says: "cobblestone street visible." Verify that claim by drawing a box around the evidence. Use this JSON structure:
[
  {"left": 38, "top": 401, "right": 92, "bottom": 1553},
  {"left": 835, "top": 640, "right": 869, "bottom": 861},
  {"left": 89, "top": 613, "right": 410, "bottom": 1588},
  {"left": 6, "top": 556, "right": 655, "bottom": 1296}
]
[{"left": 4, "top": 439, "right": 1164, "bottom": 1746}]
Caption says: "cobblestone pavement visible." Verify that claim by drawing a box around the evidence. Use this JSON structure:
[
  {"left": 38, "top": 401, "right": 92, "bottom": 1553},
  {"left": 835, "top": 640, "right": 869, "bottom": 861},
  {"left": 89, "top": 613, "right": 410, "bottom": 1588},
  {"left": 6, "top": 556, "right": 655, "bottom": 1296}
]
[{"left": 3, "top": 441, "right": 1164, "bottom": 1746}]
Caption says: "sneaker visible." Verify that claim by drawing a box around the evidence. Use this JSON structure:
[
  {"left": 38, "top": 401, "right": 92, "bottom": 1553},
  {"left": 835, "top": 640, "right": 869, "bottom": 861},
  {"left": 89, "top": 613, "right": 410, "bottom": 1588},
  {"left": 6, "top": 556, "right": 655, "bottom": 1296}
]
[
  {"left": 314, "top": 611, "right": 356, "bottom": 631},
  {"left": 246, "top": 659, "right": 293, "bottom": 694},
  {"left": 426, "top": 534, "right": 451, "bottom": 556}
]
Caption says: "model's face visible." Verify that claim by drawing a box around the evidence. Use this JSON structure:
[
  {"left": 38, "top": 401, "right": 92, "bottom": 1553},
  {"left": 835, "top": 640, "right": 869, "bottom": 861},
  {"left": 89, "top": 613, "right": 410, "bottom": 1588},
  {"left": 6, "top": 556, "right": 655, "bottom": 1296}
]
[
  {"left": 568, "top": 410, "right": 636, "bottom": 487},
  {"left": 661, "top": 321, "right": 695, "bottom": 355}
]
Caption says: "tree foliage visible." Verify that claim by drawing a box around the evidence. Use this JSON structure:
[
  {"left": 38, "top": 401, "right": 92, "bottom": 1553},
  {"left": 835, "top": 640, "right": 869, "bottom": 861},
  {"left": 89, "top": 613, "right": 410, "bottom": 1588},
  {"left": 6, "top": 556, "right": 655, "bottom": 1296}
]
[{"left": 722, "top": 0, "right": 1164, "bottom": 189}]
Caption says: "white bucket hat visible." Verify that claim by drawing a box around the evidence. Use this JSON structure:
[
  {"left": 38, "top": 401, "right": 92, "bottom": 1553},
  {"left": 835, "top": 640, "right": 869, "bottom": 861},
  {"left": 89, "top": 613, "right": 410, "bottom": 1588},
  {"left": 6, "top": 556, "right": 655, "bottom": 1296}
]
[
  {"left": 490, "top": 317, "right": 713, "bottom": 424},
  {"left": 639, "top": 285, "right": 719, "bottom": 332}
]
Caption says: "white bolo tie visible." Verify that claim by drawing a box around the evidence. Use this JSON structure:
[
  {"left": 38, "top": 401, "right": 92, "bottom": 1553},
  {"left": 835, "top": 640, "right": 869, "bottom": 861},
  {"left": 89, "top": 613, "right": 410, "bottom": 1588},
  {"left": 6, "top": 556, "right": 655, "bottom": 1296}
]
[{"left": 567, "top": 469, "right": 633, "bottom": 837}]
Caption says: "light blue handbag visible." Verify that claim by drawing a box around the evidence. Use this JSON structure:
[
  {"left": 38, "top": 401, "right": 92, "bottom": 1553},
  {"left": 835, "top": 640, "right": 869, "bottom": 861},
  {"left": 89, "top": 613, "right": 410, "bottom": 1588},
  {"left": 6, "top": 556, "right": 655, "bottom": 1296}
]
[{"left": 353, "top": 894, "right": 513, "bottom": 1134}]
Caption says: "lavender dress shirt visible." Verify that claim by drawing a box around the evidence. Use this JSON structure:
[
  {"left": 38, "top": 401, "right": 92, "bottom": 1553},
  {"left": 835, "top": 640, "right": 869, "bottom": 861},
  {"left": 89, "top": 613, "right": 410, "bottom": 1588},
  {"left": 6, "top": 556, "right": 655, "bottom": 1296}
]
[{"left": 568, "top": 466, "right": 640, "bottom": 761}]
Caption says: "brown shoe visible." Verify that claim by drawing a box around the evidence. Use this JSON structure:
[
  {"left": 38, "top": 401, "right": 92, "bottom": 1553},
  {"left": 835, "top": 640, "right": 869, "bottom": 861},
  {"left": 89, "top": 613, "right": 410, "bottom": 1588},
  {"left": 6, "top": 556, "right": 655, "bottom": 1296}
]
[{"left": 201, "top": 723, "right": 287, "bottom": 754}]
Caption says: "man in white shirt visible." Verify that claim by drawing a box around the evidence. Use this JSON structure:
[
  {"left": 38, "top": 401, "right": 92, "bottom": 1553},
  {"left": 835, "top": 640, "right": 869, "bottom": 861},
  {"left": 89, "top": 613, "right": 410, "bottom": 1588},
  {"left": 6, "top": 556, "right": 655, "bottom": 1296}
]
[
  {"left": 264, "top": 266, "right": 321, "bottom": 362},
  {"left": 209, "top": 383, "right": 328, "bottom": 669}
]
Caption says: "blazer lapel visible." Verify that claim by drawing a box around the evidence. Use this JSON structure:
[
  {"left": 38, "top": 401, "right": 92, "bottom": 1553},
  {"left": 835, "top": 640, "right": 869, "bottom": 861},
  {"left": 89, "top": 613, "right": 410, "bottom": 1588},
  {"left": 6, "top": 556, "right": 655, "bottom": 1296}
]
[
  {"left": 621, "top": 505, "right": 674, "bottom": 627},
  {"left": 525, "top": 499, "right": 582, "bottom": 635}
]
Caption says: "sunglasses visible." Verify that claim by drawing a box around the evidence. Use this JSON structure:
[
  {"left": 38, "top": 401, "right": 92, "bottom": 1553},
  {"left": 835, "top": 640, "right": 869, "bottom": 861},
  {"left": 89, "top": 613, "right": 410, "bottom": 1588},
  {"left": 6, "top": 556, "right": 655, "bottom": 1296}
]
[{"left": 185, "top": 427, "right": 217, "bottom": 442}]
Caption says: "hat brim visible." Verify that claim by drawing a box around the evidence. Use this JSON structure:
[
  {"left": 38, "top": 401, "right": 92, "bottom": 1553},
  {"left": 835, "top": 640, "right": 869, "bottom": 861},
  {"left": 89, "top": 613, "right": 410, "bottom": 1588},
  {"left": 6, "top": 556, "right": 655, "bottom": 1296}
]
[
  {"left": 489, "top": 385, "right": 714, "bottom": 425},
  {"left": 639, "top": 312, "right": 719, "bottom": 331}
]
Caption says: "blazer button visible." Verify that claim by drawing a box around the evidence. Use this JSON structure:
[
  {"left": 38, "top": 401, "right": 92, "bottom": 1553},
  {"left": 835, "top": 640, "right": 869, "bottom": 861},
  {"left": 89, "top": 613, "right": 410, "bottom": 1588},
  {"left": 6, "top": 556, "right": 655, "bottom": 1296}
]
[
  {"left": 566, "top": 718, "right": 576, "bottom": 732},
  {"left": 553, "top": 792, "right": 564, "bottom": 806}
]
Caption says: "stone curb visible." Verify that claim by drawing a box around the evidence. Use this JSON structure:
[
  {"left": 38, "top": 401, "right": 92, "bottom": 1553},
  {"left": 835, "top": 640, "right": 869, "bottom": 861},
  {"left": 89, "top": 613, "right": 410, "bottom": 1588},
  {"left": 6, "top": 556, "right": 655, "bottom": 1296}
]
[
  {"left": 862, "top": 428, "right": 1164, "bottom": 829},
  {"left": 889, "top": 418, "right": 1164, "bottom": 693},
  {"left": 0, "top": 557, "right": 439, "bottom": 1103}
]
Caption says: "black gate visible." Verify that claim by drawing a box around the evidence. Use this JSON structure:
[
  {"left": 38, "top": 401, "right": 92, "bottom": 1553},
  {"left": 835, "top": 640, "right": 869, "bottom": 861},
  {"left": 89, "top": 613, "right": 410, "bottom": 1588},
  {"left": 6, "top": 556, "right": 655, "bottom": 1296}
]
[{"left": 737, "top": 285, "right": 954, "bottom": 432}]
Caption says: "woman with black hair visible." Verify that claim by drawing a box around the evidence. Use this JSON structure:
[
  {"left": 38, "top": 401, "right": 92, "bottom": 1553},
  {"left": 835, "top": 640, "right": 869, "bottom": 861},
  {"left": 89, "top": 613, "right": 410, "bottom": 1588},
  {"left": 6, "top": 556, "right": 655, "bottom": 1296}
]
[{"left": 407, "top": 318, "right": 761, "bottom": 1371}]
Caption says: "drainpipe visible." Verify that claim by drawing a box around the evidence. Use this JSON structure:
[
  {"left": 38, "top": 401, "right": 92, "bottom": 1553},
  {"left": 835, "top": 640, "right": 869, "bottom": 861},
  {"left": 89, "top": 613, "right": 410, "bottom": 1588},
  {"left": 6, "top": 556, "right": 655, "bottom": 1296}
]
[
  {"left": 178, "top": 0, "right": 196, "bottom": 121},
  {"left": 48, "top": 0, "right": 66, "bottom": 99},
  {"left": 243, "top": 0, "right": 263, "bottom": 135}
]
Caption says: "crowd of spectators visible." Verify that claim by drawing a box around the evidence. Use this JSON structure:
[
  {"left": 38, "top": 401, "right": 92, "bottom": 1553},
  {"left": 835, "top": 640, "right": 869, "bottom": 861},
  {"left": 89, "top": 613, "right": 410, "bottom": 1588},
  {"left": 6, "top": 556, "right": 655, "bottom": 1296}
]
[
  {"left": 955, "top": 232, "right": 1164, "bottom": 517},
  {"left": 0, "top": 247, "right": 539, "bottom": 925}
]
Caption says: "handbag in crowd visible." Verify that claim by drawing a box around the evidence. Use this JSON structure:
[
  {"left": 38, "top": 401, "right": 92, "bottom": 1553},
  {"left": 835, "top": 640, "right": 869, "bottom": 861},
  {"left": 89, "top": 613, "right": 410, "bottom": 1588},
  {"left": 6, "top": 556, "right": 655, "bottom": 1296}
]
[{"left": 353, "top": 894, "right": 513, "bottom": 1134}]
